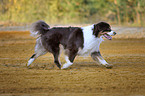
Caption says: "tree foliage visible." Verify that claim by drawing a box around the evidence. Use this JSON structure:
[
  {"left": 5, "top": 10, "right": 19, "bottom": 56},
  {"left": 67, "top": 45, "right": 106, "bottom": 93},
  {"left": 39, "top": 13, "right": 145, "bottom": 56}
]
[{"left": 0, "top": 0, "right": 144, "bottom": 26}]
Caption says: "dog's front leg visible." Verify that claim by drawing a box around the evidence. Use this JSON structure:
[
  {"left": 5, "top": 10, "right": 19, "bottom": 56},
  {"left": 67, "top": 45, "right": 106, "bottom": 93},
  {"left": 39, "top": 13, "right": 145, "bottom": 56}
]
[{"left": 91, "top": 51, "right": 113, "bottom": 69}]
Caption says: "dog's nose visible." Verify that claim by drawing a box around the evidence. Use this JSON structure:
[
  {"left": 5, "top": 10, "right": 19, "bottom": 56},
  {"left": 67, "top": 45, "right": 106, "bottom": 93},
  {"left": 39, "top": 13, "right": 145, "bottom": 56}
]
[{"left": 113, "top": 31, "right": 117, "bottom": 35}]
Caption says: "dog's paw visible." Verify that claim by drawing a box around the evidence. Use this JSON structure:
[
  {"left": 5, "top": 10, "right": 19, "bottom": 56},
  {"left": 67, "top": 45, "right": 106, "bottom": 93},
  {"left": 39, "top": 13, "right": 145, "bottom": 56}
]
[
  {"left": 105, "top": 64, "right": 113, "bottom": 69},
  {"left": 61, "top": 63, "right": 73, "bottom": 69},
  {"left": 61, "top": 64, "right": 69, "bottom": 69}
]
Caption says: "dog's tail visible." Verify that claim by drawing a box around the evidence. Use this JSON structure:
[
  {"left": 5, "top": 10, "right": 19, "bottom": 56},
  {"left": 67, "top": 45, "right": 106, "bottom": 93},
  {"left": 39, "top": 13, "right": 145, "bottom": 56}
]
[{"left": 30, "top": 20, "right": 50, "bottom": 37}]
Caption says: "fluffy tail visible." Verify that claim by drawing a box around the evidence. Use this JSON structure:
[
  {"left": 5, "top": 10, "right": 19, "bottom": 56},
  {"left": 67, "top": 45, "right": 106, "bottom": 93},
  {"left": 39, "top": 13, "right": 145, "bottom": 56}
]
[{"left": 30, "top": 20, "right": 50, "bottom": 37}]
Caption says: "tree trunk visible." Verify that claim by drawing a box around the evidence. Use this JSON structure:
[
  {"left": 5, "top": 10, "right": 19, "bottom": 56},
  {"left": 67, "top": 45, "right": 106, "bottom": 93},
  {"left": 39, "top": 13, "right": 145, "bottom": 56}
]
[
  {"left": 136, "top": 2, "right": 141, "bottom": 26},
  {"left": 114, "top": 0, "right": 121, "bottom": 25}
]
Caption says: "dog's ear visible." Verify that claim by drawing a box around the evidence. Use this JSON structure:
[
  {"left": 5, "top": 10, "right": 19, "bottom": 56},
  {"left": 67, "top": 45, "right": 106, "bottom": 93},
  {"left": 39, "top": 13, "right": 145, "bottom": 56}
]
[
  {"left": 93, "top": 22, "right": 111, "bottom": 37},
  {"left": 93, "top": 24, "right": 100, "bottom": 37}
]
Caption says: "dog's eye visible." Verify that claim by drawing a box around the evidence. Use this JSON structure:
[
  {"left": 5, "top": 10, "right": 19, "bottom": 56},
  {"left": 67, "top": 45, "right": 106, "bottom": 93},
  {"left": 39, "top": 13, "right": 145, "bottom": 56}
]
[{"left": 42, "top": 24, "right": 45, "bottom": 27}]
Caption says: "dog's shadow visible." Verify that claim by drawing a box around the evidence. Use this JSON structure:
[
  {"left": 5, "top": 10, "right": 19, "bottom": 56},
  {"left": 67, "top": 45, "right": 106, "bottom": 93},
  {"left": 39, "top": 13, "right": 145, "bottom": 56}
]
[
  {"left": 2, "top": 62, "right": 100, "bottom": 70},
  {"left": 26, "top": 62, "right": 99, "bottom": 70},
  {"left": 75, "top": 62, "right": 98, "bottom": 68}
]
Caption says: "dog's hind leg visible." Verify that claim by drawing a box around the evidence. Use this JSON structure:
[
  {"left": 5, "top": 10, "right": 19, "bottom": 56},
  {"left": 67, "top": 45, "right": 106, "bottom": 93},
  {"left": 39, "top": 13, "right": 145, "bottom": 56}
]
[
  {"left": 27, "top": 54, "right": 36, "bottom": 66},
  {"left": 51, "top": 48, "right": 61, "bottom": 69},
  {"left": 27, "top": 37, "right": 47, "bottom": 66},
  {"left": 91, "top": 51, "right": 113, "bottom": 69},
  {"left": 27, "top": 50, "right": 47, "bottom": 66},
  {"left": 52, "top": 52, "right": 61, "bottom": 69}
]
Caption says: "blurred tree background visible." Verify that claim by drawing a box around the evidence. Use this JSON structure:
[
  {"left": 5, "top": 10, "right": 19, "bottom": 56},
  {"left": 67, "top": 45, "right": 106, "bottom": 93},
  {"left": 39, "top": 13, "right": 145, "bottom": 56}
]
[{"left": 0, "top": 0, "right": 144, "bottom": 26}]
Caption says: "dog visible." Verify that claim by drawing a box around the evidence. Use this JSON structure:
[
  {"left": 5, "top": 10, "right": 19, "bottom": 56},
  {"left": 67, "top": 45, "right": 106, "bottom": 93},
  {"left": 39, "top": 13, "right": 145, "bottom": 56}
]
[{"left": 27, "top": 20, "right": 116, "bottom": 69}]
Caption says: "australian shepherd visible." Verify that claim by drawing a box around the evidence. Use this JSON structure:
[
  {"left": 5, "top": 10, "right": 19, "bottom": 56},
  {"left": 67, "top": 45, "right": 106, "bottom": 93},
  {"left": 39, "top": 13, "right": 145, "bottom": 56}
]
[{"left": 27, "top": 20, "right": 116, "bottom": 69}]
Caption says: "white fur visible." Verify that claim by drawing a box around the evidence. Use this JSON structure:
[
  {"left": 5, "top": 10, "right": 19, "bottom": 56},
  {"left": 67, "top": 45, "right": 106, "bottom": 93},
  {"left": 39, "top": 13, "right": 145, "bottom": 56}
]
[
  {"left": 108, "top": 31, "right": 116, "bottom": 36},
  {"left": 30, "top": 31, "right": 39, "bottom": 37},
  {"left": 61, "top": 56, "right": 73, "bottom": 69},
  {"left": 35, "top": 37, "right": 47, "bottom": 55},
  {"left": 28, "top": 58, "right": 35, "bottom": 66},
  {"left": 97, "top": 57, "right": 108, "bottom": 65},
  {"left": 78, "top": 25, "right": 104, "bottom": 56}
]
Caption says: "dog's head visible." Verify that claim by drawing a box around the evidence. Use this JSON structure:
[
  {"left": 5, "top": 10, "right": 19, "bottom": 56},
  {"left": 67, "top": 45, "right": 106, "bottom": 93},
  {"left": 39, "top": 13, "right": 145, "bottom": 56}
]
[
  {"left": 93, "top": 22, "right": 116, "bottom": 40},
  {"left": 30, "top": 20, "right": 50, "bottom": 37}
]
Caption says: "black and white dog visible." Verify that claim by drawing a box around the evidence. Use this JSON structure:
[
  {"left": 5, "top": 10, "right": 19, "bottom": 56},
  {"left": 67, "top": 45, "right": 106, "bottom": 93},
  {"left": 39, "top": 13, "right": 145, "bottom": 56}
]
[{"left": 27, "top": 20, "right": 116, "bottom": 69}]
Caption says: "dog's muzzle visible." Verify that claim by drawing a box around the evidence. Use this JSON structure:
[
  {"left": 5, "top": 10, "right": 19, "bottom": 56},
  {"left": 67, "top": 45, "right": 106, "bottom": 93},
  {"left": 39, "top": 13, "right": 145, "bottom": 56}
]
[
  {"left": 103, "top": 31, "right": 116, "bottom": 40},
  {"left": 108, "top": 31, "right": 117, "bottom": 36}
]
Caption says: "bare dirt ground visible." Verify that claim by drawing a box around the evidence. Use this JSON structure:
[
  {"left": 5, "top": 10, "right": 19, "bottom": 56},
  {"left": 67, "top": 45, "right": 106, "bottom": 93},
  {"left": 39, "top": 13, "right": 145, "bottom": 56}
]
[{"left": 0, "top": 31, "right": 145, "bottom": 96}]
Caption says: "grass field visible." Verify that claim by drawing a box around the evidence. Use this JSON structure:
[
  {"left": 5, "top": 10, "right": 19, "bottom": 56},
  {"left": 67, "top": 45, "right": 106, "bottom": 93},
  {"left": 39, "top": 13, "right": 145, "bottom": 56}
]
[{"left": 0, "top": 31, "right": 145, "bottom": 96}]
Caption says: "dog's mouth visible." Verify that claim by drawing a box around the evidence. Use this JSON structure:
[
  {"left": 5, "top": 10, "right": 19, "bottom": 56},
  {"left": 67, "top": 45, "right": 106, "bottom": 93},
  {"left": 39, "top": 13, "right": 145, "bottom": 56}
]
[
  {"left": 103, "top": 33, "right": 112, "bottom": 40},
  {"left": 103, "top": 31, "right": 116, "bottom": 40}
]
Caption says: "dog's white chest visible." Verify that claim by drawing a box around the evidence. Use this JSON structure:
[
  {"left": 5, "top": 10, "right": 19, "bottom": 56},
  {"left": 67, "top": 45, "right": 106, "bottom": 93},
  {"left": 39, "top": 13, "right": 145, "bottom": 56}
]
[
  {"left": 77, "top": 37, "right": 103, "bottom": 56},
  {"left": 77, "top": 25, "right": 104, "bottom": 56}
]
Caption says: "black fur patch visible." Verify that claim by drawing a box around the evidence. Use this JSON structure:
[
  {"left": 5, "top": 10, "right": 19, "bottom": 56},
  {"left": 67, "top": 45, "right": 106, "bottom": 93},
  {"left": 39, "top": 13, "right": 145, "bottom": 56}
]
[{"left": 30, "top": 54, "right": 36, "bottom": 58}]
